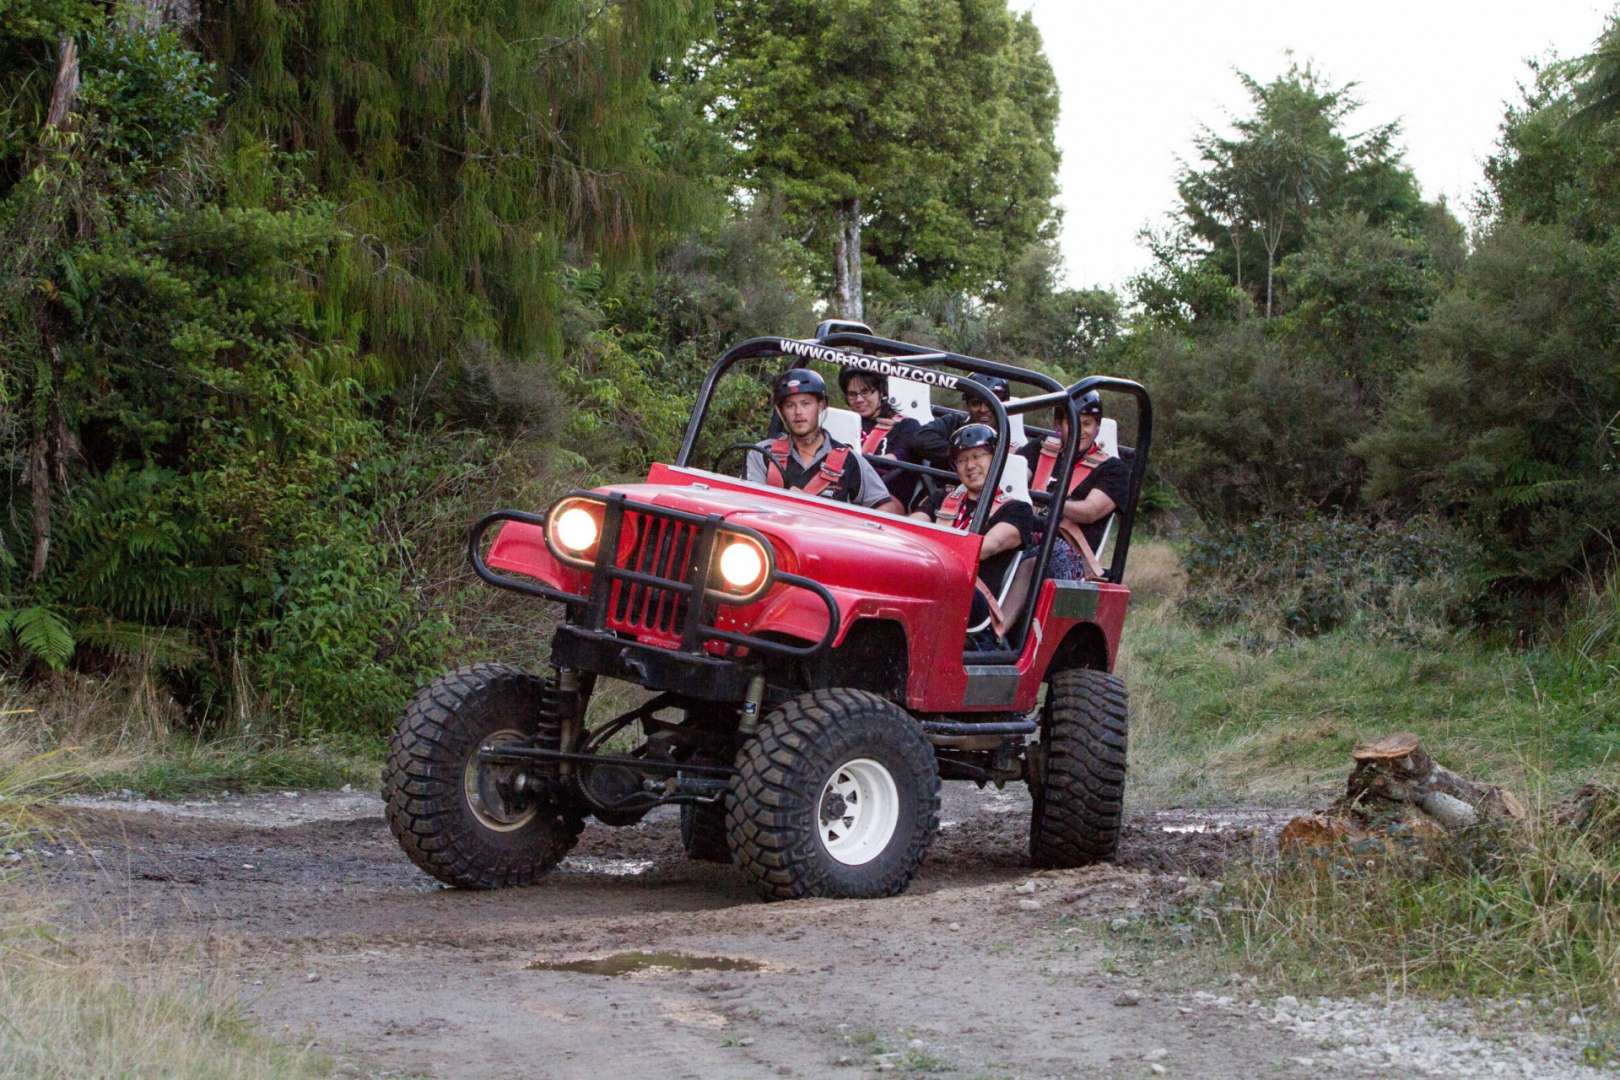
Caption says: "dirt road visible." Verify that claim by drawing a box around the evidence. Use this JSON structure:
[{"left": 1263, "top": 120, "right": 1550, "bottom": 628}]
[{"left": 26, "top": 789, "right": 1595, "bottom": 1079}]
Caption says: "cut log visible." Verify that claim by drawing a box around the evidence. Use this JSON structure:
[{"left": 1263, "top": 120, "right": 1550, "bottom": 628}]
[{"left": 1282, "top": 733, "right": 1525, "bottom": 850}]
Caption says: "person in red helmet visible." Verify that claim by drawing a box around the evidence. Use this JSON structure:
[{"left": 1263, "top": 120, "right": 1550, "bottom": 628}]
[
  {"left": 745, "top": 368, "right": 900, "bottom": 512},
  {"left": 1019, "top": 391, "right": 1129, "bottom": 580}
]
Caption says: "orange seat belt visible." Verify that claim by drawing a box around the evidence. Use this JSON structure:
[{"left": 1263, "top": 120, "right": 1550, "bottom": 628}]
[
  {"left": 860, "top": 416, "right": 896, "bottom": 456},
  {"left": 1032, "top": 437, "right": 1109, "bottom": 497},
  {"left": 766, "top": 436, "right": 849, "bottom": 497}
]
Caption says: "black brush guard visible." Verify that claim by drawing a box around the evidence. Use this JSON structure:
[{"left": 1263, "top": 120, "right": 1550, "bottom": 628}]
[{"left": 469, "top": 491, "right": 840, "bottom": 700}]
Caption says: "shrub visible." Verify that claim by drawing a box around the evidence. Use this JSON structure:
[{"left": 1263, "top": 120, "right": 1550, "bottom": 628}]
[
  {"left": 1181, "top": 514, "right": 1477, "bottom": 641},
  {"left": 1133, "top": 322, "right": 1363, "bottom": 525}
]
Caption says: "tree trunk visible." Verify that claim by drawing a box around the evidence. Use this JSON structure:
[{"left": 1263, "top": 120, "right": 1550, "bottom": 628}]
[
  {"left": 45, "top": 36, "right": 79, "bottom": 128},
  {"left": 1264, "top": 249, "right": 1275, "bottom": 318},
  {"left": 845, "top": 198, "right": 863, "bottom": 321},
  {"left": 830, "top": 198, "right": 863, "bottom": 320},
  {"left": 27, "top": 38, "right": 82, "bottom": 581},
  {"left": 832, "top": 219, "right": 851, "bottom": 318}
]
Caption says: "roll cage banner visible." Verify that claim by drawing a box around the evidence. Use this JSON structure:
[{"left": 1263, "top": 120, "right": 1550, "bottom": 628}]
[{"left": 675, "top": 329, "right": 1154, "bottom": 660}]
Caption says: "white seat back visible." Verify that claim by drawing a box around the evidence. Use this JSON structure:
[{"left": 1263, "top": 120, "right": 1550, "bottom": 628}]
[
  {"left": 1096, "top": 417, "right": 1119, "bottom": 458},
  {"left": 887, "top": 377, "right": 931, "bottom": 422},
  {"left": 995, "top": 452, "right": 1030, "bottom": 505},
  {"left": 822, "top": 407, "right": 862, "bottom": 448},
  {"left": 1007, "top": 411, "right": 1028, "bottom": 450}
]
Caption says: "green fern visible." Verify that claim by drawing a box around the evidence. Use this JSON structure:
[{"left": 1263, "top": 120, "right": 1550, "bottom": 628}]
[{"left": 0, "top": 606, "right": 76, "bottom": 670}]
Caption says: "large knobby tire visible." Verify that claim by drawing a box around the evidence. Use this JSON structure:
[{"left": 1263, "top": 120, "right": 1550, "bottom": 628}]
[
  {"left": 384, "top": 664, "right": 583, "bottom": 889},
  {"left": 680, "top": 799, "right": 731, "bottom": 864},
  {"left": 1029, "top": 668, "right": 1129, "bottom": 868},
  {"left": 728, "top": 689, "right": 940, "bottom": 902}
]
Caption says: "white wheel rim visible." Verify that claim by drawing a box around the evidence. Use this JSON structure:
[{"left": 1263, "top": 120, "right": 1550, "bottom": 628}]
[
  {"left": 818, "top": 758, "right": 900, "bottom": 866},
  {"left": 464, "top": 729, "right": 537, "bottom": 833}
]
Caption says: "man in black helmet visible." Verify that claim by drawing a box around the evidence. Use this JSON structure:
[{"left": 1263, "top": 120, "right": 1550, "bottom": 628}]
[
  {"left": 912, "top": 422, "right": 1034, "bottom": 643},
  {"left": 746, "top": 368, "right": 901, "bottom": 512},
  {"left": 1019, "top": 390, "right": 1130, "bottom": 579},
  {"left": 917, "top": 372, "right": 1013, "bottom": 471}
]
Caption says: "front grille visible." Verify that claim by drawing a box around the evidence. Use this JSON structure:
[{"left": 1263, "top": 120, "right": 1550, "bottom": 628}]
[{"left": 605, "top": 511, "right": 699, "bottom": 641}]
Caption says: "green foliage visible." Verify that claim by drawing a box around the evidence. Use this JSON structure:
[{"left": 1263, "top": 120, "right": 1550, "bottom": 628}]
[
  {"left": 1180, "top": 515, "right": 1476, "bottom": 640},
  {"left": 207, "top": 0, "right": 717, "bottom": 372},
  {"left": 706, "top": 0, "right": 1060, "bottom": 301},
  {"left": 1274, "top": 210, "right": 1450, "bottom": 408},
  {"left": 1355, "top": 220, "right": 1620, "bottom": 610},
  {"left": 0, "top": 606, "right": 74, "bottom": 670},
  {"left": 78, "top": 23, "right": 218, "bottom": 169},
  {"left": 1130, "top": 322, "right": 1362, "bottom": 523},
  {"left": 0, "top": 20, "right": 454, "bottom": 732},
  {"left": 1162, "top": 63, "right": 1427, "bottom": 319}
]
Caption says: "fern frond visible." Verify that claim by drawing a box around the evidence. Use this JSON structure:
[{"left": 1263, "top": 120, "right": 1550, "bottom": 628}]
[{"left": 9, "top": 606, "right": 75, "bottom": 670}]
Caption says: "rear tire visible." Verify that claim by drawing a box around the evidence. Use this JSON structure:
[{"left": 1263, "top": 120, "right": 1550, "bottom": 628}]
[
  {"left": 728, "top": 689, "right": 939, "bottom": 901},
  {"left": 680, "top": 800, "right": 731, "bottom": 863},
  {"left": 384, "top": 664, "right": 583, "bottom": 889},
  {"left": 1029, "top": 668, "right": 1128, "bottom": 868}
]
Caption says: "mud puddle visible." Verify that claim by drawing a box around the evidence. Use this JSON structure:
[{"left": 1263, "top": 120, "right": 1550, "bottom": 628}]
[{"left": 529, "top": 951, "right": 767, "bottom": 976}]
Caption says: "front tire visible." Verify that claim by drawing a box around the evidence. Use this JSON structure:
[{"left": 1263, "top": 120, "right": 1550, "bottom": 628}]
[
  {"left": 728, "top": 689, "right": 939, "bottom": 901},
  {"left": 1029, "top": 668, "right": 1129, "bottom": 868},
  {"left": 384, "top": 664, "right": 583, "bottom": 889}
]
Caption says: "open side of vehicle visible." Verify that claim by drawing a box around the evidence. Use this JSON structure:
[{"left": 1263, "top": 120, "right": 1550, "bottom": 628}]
[{"left": 382, "top": 322, "right": 1152, "bottom": 901}]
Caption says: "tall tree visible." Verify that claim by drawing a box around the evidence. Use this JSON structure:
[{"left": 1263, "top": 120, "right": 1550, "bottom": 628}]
[
  {"left": 705, "top": 0, "right": 1060, "bottom": 317},
  {"left": 1163, "top": 64, "right": 1425, "bottom": 319},
  {"left": 206, "top": 0, "right": 715, "bottom": 372}
]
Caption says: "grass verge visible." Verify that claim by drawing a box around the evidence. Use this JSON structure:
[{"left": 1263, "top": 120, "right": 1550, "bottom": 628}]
[
  {"left": 1118, "top": 542, "right": 1618, "bottom": 807},
  {"left": 1, "top": 747, "right": 331, "bottom": 1078},
  {"left": 1211, "top": 800, "right": 1620, "bottom": 1013}
]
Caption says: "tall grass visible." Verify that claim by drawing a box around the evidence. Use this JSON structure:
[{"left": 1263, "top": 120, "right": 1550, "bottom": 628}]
[
  {"left": 1119, "top": 545, "right": 1618, "bottom": 808},
  {"left": 1, "top": 739, "right": 329, "bottom": 1078},
  {"left": 1215, "top": 797, "right": 1620, "bottom": 1013}
]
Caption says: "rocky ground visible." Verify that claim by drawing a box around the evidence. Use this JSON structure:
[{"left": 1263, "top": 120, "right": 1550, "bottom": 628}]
[{"left": 20, "top": 787, "right": 1606, "bottom": 1079}]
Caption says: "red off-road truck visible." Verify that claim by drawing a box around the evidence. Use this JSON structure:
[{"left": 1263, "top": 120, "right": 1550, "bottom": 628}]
[{"left": 382, "top": 323, "right": 1151, "bottom": 901}]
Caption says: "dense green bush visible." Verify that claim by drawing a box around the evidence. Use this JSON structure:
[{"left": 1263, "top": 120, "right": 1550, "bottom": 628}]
[
  {"left": 1132, "top": 322, "right": 1363, "bottom": 524},
  {"left": 1, "top": 19, "right": 452, "bottom": 733},
  {"left": 1181, "top": 514, "right": 1477, "bottom": 640}
]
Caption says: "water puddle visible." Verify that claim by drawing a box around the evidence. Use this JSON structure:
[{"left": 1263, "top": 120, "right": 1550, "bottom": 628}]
[
  {"left": 559, "top": 856, "right": 655, "bottom": 876},
  {"left": 529, "top": 951, "right": 766, "bottom": 976},
  {"left": 1160, "top": 823, "right": 1220, "bottom": 834}
]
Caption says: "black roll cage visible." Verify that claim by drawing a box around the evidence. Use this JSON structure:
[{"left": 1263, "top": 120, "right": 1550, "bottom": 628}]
[{"left": 676, "top": 326, "right": 1153, "bottom": 662}]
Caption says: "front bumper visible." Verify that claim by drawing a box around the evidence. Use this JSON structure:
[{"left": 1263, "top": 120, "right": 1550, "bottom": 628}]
[
  {"left": 469, "top": 492, "right": 841, "bottom": 684},
  {"left": 550, "top": 624, "right": 757, "bottom": 701}
]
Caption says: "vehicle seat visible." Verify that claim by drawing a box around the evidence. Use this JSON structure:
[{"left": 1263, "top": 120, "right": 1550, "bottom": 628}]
[
  {"left": 1096, "top": 417, "right": 1119, "bottom": 458},
  {"left": 967, "top": 548, "right": 1026, "bottom": 637},
  {"left": 1007, "top": 407, "right": 1028, "bottom": 451},
  {"left": 995, "top": 453, "right": 1031, "bottom": 505},
  {"left": 822, "top": 407, "right": 862, "bottom": 448},
  {"left": 888, "top": 377, "right": 931, "bottom": 422}
]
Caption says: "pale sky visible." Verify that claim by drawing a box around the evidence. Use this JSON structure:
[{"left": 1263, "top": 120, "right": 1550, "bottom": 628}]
[{"left": 1017, "top": 1, "right": 1612, "bottom": 291}]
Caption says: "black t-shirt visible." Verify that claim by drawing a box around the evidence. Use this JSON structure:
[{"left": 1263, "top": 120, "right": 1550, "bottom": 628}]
[
  {"left": 922, "top": 490, "right": 1035, "bottom": 591},
  {"left": 862, "top": 414, "right": 925, "bottom": 505},
  {"left": 1019, "top": 442, "right": 1132, "bottom": 551},
  {"left": 915, "top": 414, "right": 962, "bottom": 470}
]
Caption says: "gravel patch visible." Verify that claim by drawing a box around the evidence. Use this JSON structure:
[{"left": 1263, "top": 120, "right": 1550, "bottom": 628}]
[
  {"left": 1188, "top": 990, "right": 1607, "bottom": 1078},
  {"left": 56, "top": 787, "right": 383, "bottom": 829}
]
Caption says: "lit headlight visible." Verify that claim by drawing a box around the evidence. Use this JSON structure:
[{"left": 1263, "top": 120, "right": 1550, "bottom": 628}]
[
  {"left": 554, "top": 506, "right": 599, "bottom": 552},
  {"left": 718, "top": 539, "right": 766, "bottom": 592}
]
